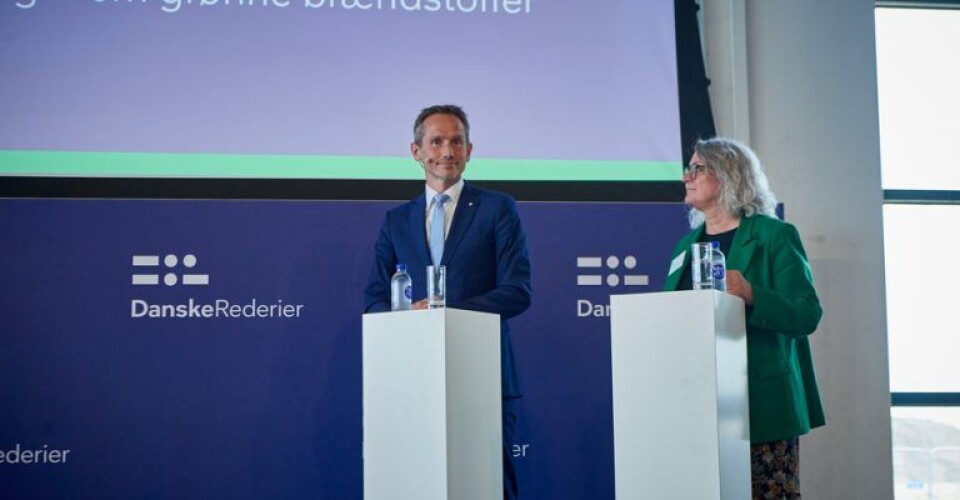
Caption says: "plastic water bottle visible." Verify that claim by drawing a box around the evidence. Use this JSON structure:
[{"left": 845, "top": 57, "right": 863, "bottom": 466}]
[
  {"left": 710, "top": 241, "right": 727, "bottom": 292},
  {"left": 390, "top": 264, "right": 412, "bottom": 311}
]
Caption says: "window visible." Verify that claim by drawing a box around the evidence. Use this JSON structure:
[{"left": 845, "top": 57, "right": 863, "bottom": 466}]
[{"left": 876, "top": 3, "right": 960, "bottom": 498}]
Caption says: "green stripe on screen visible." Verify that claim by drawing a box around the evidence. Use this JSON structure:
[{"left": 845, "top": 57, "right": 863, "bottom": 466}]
[{"left": 0, "top": 151, "right": 681, "bottom": 181}]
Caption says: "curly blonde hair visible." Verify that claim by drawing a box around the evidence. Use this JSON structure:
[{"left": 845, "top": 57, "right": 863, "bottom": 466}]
[{"left": 687, "top": 137, "right": 778, "bottom": 228}]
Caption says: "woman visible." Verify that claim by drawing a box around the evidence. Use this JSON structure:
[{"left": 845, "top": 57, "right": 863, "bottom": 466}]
[{"left": 663, "top": 138, "right": 825, "bottom": 499}]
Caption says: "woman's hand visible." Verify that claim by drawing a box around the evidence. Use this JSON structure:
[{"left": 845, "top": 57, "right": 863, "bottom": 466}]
[{"left": 726, "top": 270, "right": 754, "bottom": 305}]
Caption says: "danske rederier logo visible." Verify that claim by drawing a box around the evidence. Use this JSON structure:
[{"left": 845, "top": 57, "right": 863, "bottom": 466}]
[
  {"left": 576, "top": 255, "right": 649, "bottom": 317},
  {"left": 576, "top": 255, "right": 648, "bottom": 287},
  {"left": 130, "top": 253, "right": 304, "bottom": 319},
  {"left": 132, "top": 253, "right": 208, "bottom": 286}
]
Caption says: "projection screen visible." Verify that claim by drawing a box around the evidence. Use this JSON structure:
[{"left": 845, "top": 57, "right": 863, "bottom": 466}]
[{"left": 0, "top": 0, "right": 681, "bottom": 182}]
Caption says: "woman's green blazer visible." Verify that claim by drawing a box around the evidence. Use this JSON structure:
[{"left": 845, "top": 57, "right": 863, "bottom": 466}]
[{"left": 663, "top": 214, "right": 826, "bottom": 443}]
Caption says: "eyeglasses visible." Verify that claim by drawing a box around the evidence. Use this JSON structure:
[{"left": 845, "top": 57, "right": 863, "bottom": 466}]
[{"left": 682, "top": 163, "right": 708, "bottom": 180}]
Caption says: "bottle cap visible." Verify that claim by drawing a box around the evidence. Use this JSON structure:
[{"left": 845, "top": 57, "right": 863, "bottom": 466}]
[{"left": 396, "top": 263, "right": 407, "bottom": 272}]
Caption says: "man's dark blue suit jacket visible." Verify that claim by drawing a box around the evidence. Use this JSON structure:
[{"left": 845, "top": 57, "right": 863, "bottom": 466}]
[{"left": 363, "top": 182, "right": 532, "bottom": 398}]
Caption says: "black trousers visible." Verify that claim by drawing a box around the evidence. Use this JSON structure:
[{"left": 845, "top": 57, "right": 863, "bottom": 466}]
[{"left": 502, "top": 397, "right": 520, "bottom": 500}]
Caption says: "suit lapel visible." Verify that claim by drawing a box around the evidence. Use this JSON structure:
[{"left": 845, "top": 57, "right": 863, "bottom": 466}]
[
  {"left": 407, "top": 194, "right": 431, "bottom": 265},
  {"left": 727, "top": 215, "right": 757, "bottom": 273},
  {"left": 441, "top": 183, "right": 480, "bottom": 265},
  {"left": 663, "top": 226, "right": 702, "bottom": 291}
]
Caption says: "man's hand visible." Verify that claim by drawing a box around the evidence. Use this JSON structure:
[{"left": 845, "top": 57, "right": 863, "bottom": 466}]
[
  {"left": 725, "top": 270, "right": 754, "bottom": 305},
  {"left": 412, "top": 299, "right": 429, "bottom": 310}
]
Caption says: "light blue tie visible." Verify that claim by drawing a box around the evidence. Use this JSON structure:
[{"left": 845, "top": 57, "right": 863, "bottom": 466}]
[{"left": 429, "top": 194, "right": 449, "bottom": 265}]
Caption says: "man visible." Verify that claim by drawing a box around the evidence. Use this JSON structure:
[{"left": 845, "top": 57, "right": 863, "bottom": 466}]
[{"left": 363, "top": 104, "right": 532, "bottom": 499}]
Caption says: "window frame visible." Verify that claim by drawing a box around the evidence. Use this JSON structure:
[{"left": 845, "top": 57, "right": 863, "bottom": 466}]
[{"left": 876, "top": 0, "right": 960, "bottom": 410}]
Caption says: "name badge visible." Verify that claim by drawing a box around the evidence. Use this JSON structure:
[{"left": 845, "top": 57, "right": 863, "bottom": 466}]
[{"left": 669, "top": 251, "right": 686, "bottom": 275}]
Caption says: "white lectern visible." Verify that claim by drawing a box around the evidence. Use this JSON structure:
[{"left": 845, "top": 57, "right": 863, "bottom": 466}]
[
  {"left": 362, "top": 308, "right": 502, "bottom": 500},
  {"left": 610, "top": 290, "right": 750, "bottom": 500}
]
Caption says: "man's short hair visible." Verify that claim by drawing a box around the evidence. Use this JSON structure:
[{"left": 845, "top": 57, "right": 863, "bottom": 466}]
[{"left": 413, "top": 104, "right": 470, "bottom": 145}]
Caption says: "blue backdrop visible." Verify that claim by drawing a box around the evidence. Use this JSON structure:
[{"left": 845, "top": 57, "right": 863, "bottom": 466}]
[{"left": 0, "top": 199, "right": 689, "bottom": 499}]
